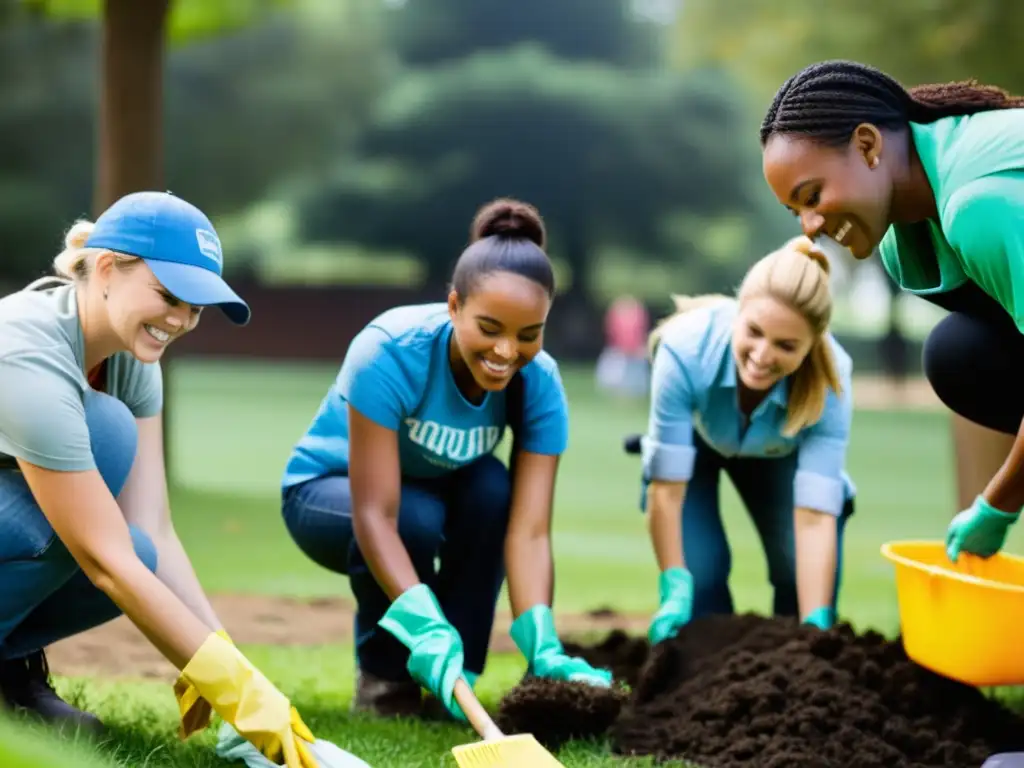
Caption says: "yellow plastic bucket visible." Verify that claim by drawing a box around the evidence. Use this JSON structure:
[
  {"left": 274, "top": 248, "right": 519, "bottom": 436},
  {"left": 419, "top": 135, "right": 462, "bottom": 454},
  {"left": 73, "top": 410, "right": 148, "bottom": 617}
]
[{"left": 880, "top": 540, "right": 1024, "bottom": 687}]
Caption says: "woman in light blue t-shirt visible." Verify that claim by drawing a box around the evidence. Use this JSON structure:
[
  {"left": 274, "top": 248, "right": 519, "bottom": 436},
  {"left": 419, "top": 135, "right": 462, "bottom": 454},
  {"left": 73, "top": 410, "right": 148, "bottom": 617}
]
[{"left": 282, "top": 198, "right": 610, "bottom": 722}]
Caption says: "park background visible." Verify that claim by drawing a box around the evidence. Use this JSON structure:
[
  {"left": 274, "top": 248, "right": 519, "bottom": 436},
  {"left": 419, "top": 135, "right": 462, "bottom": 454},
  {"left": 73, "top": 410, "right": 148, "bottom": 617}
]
[{"left": 2, "top": 1, "right": 1023, "bottom": 766}]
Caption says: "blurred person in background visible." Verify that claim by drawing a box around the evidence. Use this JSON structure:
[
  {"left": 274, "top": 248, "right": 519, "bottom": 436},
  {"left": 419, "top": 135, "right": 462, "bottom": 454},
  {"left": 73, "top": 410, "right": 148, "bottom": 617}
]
[
  {"left": 760, "top": 60, "right": 1024, "bottom": 563},
  {"left": 0, "top": 192, "right": 321, "bottom": 768},
  {"left": 595, "top": 294, "right": 651, "bottom": 400},
  {"left": 636, "top": 236, "right": 855, "bottom": 645},
  {"left": 280, "top": 198, "right": 611, "bottom": 722}
]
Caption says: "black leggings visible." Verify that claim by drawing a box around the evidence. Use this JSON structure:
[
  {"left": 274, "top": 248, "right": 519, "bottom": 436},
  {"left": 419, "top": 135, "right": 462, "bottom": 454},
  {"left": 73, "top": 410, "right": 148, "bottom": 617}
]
[{"left": 921, "top": 283, "right": 1024, "bottom": 436}]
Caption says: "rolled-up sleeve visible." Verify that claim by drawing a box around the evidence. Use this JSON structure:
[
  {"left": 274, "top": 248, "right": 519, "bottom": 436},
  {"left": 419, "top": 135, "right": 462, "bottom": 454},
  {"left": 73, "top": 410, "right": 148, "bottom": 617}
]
[
  {"left": 794, "top": 364, "right": 853, "bottom": 516},
  {"left": 642, "top": 344, "right": 697, "bottom": 483}
]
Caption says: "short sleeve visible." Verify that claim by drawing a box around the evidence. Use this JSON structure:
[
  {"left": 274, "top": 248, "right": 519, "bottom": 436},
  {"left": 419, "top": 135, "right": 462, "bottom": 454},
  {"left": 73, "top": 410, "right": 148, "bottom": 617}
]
[
  {"left": 336, "top": 327, "right": 412, "bottom": 431},
  {"left": 944, "top": 173, "right": 1024, "bottom": 331},
  {"left": 116, "top": 359, "right": 163, "bottom": 418},
  {"left": 794, "top": 353, "right": 853, "bottom": 516},
  {"left": 520, "top": 359, "right": 569, "bottom": 456},
  {"left": 0, "top": 355, "right": 95, "bottom": 472},
  {"left": 642, "top": 343, "right": 697, "bottom": 483}
]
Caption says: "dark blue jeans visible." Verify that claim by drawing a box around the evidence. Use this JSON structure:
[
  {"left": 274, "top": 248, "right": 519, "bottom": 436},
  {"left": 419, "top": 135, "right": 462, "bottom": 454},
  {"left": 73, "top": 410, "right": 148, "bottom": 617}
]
[
  {"left": 0, "top": 390, "right": 159, "bottom": 659},
  {"left": 682, "top": 432, "right": 854, "bottom": 619},
  {"left": 282, "top": 454, "right": 512, "bottom": 683}
]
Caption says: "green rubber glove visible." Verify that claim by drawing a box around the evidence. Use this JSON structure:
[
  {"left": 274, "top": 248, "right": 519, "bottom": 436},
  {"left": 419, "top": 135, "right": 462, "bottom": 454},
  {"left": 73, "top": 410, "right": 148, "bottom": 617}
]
[
  {"left": 946, "top": 495, "right": 1019, "bottom": 563},
  {"left": 802, "top": 606, "right": 836, "bottom": 630},
  {"left": 648, "top": 567, "right": 693, "bottom": 645},
  {"left": 378, "top": 584, "right": 468, "bottom": 721},
  {"left": 510, "top": 605, "right": 612, "bottom": 687}
]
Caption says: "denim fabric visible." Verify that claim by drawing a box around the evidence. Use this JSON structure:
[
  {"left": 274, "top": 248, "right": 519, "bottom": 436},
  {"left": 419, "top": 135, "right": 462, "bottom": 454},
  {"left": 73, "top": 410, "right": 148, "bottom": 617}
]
[
  {"left": 282, "top": 454, "right": 512, "bottom": 681},
  {"left": 0, "top": 389, "right": 158, "bottom": 659},
  {"left": 681, "top": 432, "right": 853, "bottom": 619}
]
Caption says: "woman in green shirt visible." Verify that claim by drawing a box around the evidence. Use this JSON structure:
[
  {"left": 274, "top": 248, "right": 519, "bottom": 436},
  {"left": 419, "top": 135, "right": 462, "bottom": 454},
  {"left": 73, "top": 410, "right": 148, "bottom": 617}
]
[{"left": 759, "top": 60, "right": 1024, "bottom": 563}]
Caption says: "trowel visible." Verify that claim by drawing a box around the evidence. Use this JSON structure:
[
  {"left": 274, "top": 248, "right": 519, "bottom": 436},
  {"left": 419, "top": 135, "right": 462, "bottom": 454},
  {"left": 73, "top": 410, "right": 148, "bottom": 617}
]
[{"left": 982, "top": 754, "right": 1024, "bottom": 767}]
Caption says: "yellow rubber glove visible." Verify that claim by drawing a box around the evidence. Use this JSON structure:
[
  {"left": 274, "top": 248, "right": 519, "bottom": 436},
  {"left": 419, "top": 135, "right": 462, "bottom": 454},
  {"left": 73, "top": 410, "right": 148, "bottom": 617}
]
[
  {"left": 175, "top": 629, "right": 232, "bottom": 740},
  {"left": 180, "top": 632, "right": 318, "bottom": 768}
]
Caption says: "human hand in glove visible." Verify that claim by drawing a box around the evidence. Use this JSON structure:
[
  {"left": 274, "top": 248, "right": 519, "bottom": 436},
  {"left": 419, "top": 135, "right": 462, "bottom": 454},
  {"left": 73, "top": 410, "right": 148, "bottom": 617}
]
[
  {"left": 179, "top": 632, "right": 318, "bottom": 768},
  {"left": 648, "top": 567, "right": 693, "bottom": 645},
  {"left": 510, "top": 604, "right": 612, "bottom": 687},
  {"left": 802, "top": 606, "right": 836, "bottom": 630},
  {"left": 378, "top": 584, "right": 470, "bottom": 722},
  {"left": 946, "top": 495, "right": 1019, "bottom": 563},
  {"left": 174, "top": 628, "right": 232, "bottom": 740}
]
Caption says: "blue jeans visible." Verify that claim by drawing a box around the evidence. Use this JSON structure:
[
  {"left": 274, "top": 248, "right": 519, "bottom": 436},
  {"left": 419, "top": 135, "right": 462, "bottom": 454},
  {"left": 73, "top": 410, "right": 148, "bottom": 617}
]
[
  {"left": 282, "top": 454, "right": 512, "bottom": 683},
  {"left": 0, "top": 390, "right": 158, "bottom": 659},
  {"left": 682, "top": 432, "right": 853, "bottom": 619}
]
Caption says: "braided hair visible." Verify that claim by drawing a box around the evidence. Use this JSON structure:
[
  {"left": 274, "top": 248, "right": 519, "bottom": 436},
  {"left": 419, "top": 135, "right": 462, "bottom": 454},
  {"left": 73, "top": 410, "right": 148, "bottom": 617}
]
[{"left": 761, "top": 60, "right": 1024, "bottom": 147}]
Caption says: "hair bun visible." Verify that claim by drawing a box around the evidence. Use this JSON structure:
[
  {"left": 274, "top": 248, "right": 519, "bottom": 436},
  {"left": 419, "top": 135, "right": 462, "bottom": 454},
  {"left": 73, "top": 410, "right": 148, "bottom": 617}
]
[
  {"left": 64, "top": 220, "right": 94, "bottom": 251},
  {"left": 785, "top": 234, "right": 832, "bottom": 276},
  {"left": 470, "top": 198, "right": 546, "bottom": 248}
]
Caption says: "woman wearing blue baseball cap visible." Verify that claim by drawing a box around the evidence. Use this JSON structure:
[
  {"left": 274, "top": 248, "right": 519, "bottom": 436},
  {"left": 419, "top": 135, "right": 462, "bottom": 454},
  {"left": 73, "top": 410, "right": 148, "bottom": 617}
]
[{"left": 0, "top": 192, "right": 321, "bottom": 767}]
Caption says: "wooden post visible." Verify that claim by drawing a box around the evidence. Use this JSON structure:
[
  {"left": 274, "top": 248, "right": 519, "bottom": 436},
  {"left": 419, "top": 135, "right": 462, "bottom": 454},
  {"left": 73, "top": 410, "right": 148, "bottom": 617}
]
[{"left": 95, "top": 0, "right": 174, "bottom": 476}]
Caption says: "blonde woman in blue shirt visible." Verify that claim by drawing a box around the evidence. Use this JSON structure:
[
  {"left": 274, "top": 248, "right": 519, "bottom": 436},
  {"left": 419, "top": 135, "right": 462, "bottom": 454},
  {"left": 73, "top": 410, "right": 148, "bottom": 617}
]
[{"left": 639, "top": 235, "right": 855, "bottom": 644}]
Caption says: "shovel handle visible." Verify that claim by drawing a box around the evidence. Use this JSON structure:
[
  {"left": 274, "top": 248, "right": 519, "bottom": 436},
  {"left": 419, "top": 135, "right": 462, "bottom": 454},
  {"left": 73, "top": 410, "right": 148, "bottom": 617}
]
[{"left": 454, "top": 678, "right": 504, "bottom": 741}]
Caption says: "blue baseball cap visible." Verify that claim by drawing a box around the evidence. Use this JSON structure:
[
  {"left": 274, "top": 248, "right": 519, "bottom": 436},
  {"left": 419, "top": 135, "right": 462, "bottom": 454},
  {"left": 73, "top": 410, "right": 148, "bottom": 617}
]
[{"left": 85, "top": 191, "right": 251, "bottom": 325}]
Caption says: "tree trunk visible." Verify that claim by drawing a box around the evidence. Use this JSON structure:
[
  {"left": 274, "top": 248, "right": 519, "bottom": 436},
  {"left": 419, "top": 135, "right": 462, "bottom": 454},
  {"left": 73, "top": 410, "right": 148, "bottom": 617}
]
[
  {"left": 95, "top": 0, "right": 170, "bottom": 210},
  {"left": 96, "top": 0, "right": 173, "bottom": 471}
]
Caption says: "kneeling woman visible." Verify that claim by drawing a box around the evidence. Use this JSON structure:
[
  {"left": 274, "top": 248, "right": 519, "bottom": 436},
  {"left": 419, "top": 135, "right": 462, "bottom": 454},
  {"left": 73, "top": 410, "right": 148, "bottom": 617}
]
[
  {"left": 282, "top": 198, "right": 610, "bottom": 720},
  {"left": 0, "top": 192, "right": 317, "bottom": 766},
  {"left": 638, "top": 236, "right": 856, "bottom": 645}
]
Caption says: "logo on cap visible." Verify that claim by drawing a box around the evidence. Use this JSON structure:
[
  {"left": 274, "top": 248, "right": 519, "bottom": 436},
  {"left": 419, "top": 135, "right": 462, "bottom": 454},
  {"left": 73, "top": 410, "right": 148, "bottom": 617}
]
[{"left": 195, "top": 228, "right": 223, "bottom": 268}]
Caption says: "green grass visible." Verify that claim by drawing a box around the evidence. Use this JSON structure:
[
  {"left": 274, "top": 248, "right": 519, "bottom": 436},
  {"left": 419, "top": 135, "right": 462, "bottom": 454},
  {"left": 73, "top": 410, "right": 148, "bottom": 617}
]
[
  {"left": 46, "top": 650, "right": 685, "bottom": 767},
  {"left": 24, "top": 360, "right": 1024, "bottom": 767}
]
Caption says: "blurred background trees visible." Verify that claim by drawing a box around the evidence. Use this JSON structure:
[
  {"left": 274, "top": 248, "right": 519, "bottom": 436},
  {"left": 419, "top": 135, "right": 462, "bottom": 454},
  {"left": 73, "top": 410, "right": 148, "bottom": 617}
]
[{"left": 2, "top": 0, "right": 1014, "bottom": 356}]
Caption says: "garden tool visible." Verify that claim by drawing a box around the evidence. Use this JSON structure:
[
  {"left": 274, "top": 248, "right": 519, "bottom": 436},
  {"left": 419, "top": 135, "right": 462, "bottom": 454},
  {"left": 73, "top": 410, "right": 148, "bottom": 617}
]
[
  {"left": 982, "top": 754, "right": 1024, "bottom": 768},
  {"left": 216, "top": 722, "right": 373, "bottom": 768},
  {"left": 449, "top": 678, "right": 565, "bottom": 768}
]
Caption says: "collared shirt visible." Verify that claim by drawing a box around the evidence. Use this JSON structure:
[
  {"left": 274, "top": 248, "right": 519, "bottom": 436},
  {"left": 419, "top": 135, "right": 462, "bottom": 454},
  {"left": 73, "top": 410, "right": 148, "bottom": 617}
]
[
  {"left": 879, "top": 110, "right": 1024, "bottom": 330},
  {"left": 641, "top": 300, "right": 855, "bottom": 516}
]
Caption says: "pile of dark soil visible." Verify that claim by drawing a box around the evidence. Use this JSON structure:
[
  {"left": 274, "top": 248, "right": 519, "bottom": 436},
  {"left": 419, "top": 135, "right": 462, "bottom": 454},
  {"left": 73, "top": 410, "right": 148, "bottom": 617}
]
[
  {"left": 563, "top": 629, "right": 650, "bottom": 687},
  {"left": 495, "top": 677, "right": 629, "bottom": 750},
  {"left": 497, "top": 614, "right": 1024, "bottom": 768},
  {"left": 615, "top": 615, "right": 1024, "bottom": 767}
]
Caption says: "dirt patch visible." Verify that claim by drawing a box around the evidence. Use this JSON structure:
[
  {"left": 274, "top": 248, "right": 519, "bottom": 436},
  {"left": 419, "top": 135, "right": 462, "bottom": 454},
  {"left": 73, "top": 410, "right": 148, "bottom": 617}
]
[
  {"left": 499, "top": 614, "right": 1024, "bottom": 767},
  {"left": 614, "top": 614, "right": 1024, "bottom": 766},
  {"left": 45, "top": 596, "right": 650, "bottom": 682},
  {"left": 563, "top": 629, "right": 650, "bottom": 688},
  {"left": 53, "top": 599, "right": 1024, "bottom": 766},
  {"left": 496, "top": 677, "right": 629, "bottom": 750}
]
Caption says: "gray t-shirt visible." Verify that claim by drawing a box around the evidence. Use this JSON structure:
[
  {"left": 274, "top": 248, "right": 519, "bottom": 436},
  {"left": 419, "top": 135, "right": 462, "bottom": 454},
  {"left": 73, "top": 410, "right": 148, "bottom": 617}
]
[{"left": 0, "top": 279, "right": 163, "bottom": 472}]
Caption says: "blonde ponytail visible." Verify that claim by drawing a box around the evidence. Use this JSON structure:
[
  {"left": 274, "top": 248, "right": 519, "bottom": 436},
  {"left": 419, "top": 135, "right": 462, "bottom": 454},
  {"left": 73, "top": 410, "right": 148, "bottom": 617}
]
[
  {"left": 738, "top": 235, "right": 840, "bottom": 436},
  {"left": 52, "top": 220, "right": 98, "bottom": 281},
  {"left": 50, "top": 219, "right": 141, "bottom": 281},
  {"left": 783, "top": 334, "right": 842, "bottom": 436},
  {"left": 649, "top": 234, "right": 841, "bottom": 435}
]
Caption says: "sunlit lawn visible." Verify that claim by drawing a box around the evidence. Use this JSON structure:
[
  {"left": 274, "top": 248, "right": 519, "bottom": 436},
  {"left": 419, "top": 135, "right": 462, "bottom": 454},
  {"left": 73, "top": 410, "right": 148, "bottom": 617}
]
[{"left": 17, "top": 360, "right": 1024, "bottom": 767}]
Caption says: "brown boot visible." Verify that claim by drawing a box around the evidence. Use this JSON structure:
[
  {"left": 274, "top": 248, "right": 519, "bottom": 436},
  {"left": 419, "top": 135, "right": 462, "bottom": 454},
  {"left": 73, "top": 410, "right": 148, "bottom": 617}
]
[{"left": 351, "top": 668, "right": 422, "bottom": 718}]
